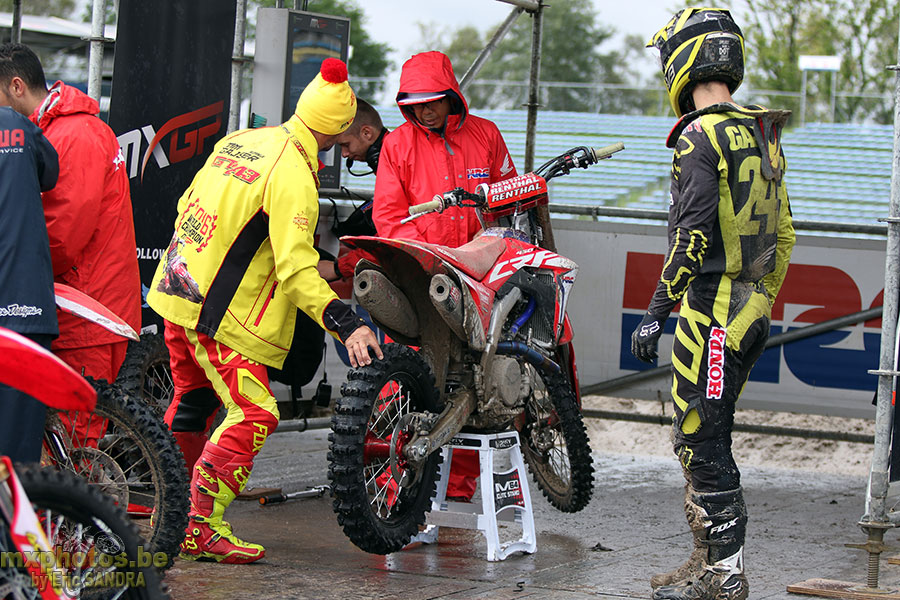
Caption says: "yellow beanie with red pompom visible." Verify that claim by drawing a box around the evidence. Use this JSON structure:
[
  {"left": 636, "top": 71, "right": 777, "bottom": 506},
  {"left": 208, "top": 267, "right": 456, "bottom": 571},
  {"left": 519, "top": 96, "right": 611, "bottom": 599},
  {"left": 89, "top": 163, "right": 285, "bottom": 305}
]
[{"left": 294, "top": 58, "right": 357, "bottom": 135}]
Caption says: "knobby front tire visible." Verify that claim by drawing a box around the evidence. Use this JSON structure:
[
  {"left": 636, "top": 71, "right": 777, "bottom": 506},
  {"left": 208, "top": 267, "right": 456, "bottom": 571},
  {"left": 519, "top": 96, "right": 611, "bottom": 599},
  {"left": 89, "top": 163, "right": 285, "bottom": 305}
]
[
  {"left": 12, "top": 464, "right": 170, "bottom": 599},
  {"left": 328, "top": 344, "right": 443, "bottom": 555}
]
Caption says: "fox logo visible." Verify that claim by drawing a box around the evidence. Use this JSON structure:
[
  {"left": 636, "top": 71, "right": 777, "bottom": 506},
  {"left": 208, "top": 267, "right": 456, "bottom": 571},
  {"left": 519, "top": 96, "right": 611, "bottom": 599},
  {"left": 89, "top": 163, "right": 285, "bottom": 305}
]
[
  {"left": 710, "top": 517, "right": 739, "bottom": 535},
  {"left": 640, "top": 321, "right": 660, "bottom": 337}
]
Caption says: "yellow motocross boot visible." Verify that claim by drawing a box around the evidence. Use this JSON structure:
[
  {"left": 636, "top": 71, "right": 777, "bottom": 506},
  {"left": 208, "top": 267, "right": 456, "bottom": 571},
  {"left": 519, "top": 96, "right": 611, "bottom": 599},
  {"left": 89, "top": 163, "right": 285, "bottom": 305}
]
[{"left": 179, "top": 442, "right": 265, "bottom": 564}]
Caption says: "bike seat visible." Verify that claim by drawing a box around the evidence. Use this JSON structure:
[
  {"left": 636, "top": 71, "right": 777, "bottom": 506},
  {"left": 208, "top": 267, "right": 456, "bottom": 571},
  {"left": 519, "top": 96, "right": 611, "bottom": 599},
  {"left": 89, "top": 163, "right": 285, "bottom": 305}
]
[{"left": 433, "top": 235, "right": 507, "bottom": 280}]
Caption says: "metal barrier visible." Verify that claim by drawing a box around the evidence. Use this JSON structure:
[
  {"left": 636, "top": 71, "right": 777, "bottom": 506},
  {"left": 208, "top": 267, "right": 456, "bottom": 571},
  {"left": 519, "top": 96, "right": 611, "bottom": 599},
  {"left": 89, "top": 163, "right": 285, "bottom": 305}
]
[{"left": 321, "top": 188, "right": 890, "bottom": 237}]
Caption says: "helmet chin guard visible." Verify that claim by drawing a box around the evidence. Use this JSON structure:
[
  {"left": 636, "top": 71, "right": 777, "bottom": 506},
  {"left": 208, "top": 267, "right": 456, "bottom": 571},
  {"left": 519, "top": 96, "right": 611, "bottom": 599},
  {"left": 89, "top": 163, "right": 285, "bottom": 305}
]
[{"left": 647, "top": 8, "right": 745, "bottom": 118}]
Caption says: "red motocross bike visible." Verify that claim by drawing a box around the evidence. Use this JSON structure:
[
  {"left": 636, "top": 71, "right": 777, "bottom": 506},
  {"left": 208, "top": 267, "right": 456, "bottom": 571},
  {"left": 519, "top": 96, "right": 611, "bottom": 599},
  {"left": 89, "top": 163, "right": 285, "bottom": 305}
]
[
  {"left": 0, "top": 326, "right": 169, "bottom": 599},
  {"left": 329, "top": 143, "right": 624, "bottom": 554}
]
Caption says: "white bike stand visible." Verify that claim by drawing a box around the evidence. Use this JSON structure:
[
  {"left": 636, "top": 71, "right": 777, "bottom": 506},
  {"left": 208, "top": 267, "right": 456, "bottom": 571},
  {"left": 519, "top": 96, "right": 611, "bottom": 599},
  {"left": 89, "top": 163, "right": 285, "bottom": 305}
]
[{"left": 409, "top": 430, "right": 536, "bottom": 561}]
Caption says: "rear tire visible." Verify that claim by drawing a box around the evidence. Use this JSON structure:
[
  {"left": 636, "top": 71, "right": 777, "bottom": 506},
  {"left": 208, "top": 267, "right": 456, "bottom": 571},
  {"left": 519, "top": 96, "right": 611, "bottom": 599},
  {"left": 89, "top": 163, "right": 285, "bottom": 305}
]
[
  {"left": 117, "top": 334, "right": 173, "bottom": 419},
  {"left": 328, "top": 344, "right": 443, "bottom": 554}
]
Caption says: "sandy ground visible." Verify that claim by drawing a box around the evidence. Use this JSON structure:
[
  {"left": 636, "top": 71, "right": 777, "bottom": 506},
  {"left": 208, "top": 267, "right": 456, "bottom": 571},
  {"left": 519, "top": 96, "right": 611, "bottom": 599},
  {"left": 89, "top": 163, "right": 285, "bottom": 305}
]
[{"left": 583, "top": 395, "right": 875, "bottom": 478}]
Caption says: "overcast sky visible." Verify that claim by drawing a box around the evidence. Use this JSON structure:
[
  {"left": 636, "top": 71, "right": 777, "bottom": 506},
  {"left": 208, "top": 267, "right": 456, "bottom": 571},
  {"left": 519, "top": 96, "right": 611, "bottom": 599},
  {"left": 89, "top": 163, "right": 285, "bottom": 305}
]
[{"left": 356, "top": 0, "right": 678, "bottom": 102}]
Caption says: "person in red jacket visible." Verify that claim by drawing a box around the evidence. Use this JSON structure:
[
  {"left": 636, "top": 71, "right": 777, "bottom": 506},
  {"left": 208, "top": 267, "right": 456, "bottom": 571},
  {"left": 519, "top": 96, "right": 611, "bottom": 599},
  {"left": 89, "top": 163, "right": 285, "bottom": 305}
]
[
  {"left": 0, "top": 44, "right": 141, "bottom": 443},
  {"left": 373, "top": 50, "right": 518, "bottom": 501}
]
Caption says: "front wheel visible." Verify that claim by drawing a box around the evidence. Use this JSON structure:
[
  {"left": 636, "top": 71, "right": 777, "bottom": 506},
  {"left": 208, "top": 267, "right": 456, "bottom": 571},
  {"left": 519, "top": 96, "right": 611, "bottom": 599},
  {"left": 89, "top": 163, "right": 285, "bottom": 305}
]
[
  {"left": 328, "top": 343, "right": 443, "bottom": 555},
  {"left": 11, "top": 465, "right": 170, "bottom": 599},
  {"left": 518, "top": 365, "right": 594, "bottom": 512}
]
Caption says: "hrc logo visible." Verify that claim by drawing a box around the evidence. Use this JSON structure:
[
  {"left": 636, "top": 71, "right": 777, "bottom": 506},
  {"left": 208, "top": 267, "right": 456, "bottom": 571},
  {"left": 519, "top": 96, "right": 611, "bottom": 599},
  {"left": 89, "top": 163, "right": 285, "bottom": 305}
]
[{"left": 467, "top": 167, "right": 489, "bottom": 179}]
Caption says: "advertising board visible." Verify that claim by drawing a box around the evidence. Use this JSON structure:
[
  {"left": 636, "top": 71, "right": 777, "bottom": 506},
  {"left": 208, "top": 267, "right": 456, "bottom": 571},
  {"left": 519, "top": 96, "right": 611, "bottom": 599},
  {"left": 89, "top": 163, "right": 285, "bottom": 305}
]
[{"left": 313, "top": 212, "right": 885, "bottom": 420}]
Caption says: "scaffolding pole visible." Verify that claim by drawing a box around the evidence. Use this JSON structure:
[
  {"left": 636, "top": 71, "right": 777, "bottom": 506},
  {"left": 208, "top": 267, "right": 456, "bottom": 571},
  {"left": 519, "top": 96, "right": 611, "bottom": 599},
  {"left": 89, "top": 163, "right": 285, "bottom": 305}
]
[
  {"left": 523, "top": 2, "right": 542, "bottom": 174},
  {"left": 86, "top": 0, "right": 108, "bottom": 103},
  {"left": 862, "top": 16, "right": 900, "bottom": 530},
  {"left": 791, "top": 13, "right": 900, "bottom": 599},
  {"left": 228, "top": 0, "right": 248, "bottom": 134},
  {"left": 864, "top": 17, "right": 900, "bottom": 529},
  {"left": 11, "top": 0, "right": 21, "bottom": 43},
  {"left": 459, "top": 6, "right": 523, "bottom": 93}
]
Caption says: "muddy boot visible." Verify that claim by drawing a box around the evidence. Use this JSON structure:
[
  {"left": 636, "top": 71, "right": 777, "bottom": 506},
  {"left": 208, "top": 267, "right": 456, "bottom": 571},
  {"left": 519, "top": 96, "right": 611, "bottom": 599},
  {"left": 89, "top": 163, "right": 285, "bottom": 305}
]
[
  {"left": 179, "top": 442, "right": 265, "bottom": 564},
  {"left": 650, "top": 483, "right": 705, "bottom": 589},
  {"left": 652, "top": 488, "right": 748, "bottom": 600}
]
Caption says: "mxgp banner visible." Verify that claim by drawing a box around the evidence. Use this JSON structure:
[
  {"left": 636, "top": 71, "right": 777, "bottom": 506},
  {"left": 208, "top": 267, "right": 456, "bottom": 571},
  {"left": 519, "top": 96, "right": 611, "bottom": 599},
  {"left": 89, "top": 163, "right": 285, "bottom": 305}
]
[{"left": 108, "top": 1, "right": 236, "bottom": 330}]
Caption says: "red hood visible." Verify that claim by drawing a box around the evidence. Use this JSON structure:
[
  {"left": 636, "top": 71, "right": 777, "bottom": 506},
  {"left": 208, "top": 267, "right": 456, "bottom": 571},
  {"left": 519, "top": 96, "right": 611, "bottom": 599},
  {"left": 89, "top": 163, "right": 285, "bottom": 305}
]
[
  {"left": 396, "top": 51, "right": 469, "bottom": 135},
  {"left": 30, "top": 81, "right": 99, "bottom": 129}
]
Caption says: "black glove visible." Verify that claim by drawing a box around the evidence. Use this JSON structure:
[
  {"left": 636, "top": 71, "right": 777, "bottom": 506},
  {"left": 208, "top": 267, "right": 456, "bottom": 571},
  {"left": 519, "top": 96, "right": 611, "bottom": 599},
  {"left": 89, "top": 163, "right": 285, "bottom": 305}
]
[{"left": 631, "top": 312, "right": 665, "bottom": 363}]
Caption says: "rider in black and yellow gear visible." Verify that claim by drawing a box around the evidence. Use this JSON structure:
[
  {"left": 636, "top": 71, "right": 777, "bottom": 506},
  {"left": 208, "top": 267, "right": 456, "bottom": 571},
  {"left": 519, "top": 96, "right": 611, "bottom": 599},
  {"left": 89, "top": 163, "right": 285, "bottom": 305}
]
[{"left": 633, "top": 8, "right": 795, "bottom": 600}]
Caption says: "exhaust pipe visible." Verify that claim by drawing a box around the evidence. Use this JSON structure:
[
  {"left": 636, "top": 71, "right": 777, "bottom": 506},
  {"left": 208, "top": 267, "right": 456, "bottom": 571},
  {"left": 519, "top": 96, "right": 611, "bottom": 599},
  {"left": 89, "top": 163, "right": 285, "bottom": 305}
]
[
  {"left": 429, "top": 274, "right": 466, "bottom": 341},
  {"left": 354, "top": 270, "right": 418, "bottom": 339}
]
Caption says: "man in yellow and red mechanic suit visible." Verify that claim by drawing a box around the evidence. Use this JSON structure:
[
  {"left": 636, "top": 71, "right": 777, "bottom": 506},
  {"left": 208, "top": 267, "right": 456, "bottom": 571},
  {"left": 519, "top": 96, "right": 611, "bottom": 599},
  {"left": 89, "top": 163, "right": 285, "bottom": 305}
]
[
  {"left": 147, "top": 59, "right": 382, "bottom": 564},
  {"left": 373, "top": 51, "right": 518, "bottom": 501}
]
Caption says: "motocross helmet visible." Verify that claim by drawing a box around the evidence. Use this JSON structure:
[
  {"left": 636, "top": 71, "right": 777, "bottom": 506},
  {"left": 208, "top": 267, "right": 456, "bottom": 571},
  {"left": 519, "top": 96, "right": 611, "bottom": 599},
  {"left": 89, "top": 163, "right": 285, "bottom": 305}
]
[{"left": 647, "top": 7, "right": 744, "bottom": 117}]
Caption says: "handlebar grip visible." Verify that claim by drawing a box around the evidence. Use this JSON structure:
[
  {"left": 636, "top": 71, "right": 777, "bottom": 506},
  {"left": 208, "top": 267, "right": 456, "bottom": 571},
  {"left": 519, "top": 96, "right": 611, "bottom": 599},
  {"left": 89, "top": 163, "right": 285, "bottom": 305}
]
[
  {"left": 408, "top": 196, "right": 444, "bottom": 216},
  {"left": 592, "top": 142, "right": 625, "bottom": 161}
]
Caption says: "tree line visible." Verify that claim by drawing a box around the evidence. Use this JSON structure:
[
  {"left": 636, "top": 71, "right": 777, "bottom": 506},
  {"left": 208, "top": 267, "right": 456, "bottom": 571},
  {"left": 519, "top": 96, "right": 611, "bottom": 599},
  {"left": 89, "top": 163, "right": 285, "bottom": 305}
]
[{"left": 8, "top": 0, "right": 898, "bottom": 124}]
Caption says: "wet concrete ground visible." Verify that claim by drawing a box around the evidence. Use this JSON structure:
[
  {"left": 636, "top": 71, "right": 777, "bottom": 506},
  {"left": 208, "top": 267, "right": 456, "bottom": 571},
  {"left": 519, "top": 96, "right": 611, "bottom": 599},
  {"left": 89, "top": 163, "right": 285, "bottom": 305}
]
[{"left": 163, "top": 427, "right": 900, "bottom": 599}]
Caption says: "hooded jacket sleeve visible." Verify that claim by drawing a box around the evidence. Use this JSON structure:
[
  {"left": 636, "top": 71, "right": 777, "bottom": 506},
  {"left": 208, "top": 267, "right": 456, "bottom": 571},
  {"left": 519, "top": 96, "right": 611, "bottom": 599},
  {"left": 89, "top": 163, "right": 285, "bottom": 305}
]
[
  {"left": 646, "top": 123, "right": 718, "bottom": 320},
  {"left": 372, "top": 136, "right": 425, "bottom": 241},
  {"left": 41, "top": 115, "right": 107, "bottom": 276},
  {"left": 488, "top": 122, "right": 517, "bottom": 183}
]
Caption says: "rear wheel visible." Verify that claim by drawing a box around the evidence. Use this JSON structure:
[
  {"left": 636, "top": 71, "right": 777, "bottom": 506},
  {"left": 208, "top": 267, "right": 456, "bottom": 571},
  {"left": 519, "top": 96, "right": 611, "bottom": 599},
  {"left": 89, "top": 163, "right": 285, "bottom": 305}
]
[
  {"left": 328, "top": 343, "right": 443, "bottom": 554},
  {"left": 117, "top": 334, "right": 173, "bottom": 419},
  {"left": 518, "top": 365, "right": 594, "bottom": 512},
  {"left": 44, "top": 378, "right": 189, "bottom": 568}
]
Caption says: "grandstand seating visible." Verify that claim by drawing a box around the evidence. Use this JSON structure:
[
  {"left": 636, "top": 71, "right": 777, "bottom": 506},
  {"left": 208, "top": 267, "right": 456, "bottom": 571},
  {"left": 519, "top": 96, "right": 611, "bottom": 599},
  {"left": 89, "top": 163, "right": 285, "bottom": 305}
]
[{"left": 338, "top": 107, "right": 894, "bottom": 229}]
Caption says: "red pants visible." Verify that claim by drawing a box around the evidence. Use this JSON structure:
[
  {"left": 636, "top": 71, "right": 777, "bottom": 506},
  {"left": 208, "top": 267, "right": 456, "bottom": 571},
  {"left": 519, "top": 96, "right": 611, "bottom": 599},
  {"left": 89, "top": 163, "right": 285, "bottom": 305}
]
[
  {"left": 55, "top": 342, "right": 128, "bottom": 448},
  {"left": 163, "top": 323, "right": 279, "bottom": 458},
  {"left": 54, "top": 341, "right": 128, "bottom": 383}
]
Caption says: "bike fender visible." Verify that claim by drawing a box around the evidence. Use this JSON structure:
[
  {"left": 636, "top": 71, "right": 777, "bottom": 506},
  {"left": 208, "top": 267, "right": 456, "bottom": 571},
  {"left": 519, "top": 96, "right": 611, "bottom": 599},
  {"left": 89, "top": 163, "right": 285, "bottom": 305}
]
[
  {"left": 54, "top": 283, "right": 139, "bottom": 342},
  {"left": 559, "top": 314, "right": 574, "bottom": 345},
  {"left": 340, "top": 236, "right": 453, "bottom": 274},
  {"left": 0, "top": 327, "right": 96, "bottom": 412}
]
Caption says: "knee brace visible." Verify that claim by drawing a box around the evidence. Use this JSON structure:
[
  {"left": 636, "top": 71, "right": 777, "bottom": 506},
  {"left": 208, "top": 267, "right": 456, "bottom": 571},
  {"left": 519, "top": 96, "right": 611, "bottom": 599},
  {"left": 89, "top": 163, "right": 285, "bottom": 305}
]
[{"left": 171, "top": 387, "right": 221, "bottom": 432}]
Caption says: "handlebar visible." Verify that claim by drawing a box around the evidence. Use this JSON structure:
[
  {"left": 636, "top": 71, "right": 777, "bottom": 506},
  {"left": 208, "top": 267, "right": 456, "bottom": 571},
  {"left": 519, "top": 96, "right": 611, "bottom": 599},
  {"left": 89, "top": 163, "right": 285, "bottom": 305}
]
[
  {"left": 402, "top": 189, "right": 485, "bottom": 223},
  {"left": 400, "top": 143, "right": 626, "bottom": 223},
  {"left": 401, "top": 195, "right": 446, "bottom": 224},
  {"left": 535, "top": 143, "right": 625, "bottom": 181}
]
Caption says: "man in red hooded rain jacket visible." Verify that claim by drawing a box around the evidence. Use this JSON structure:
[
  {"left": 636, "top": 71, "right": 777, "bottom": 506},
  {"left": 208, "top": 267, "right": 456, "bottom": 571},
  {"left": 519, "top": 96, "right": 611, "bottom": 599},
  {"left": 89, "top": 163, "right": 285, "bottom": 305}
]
[
  {"left": 373, "top": 50, "right": 518, "bottom": 501},
  {"left": 0, "top": 44, "right": 140, "bottom": 443}
]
